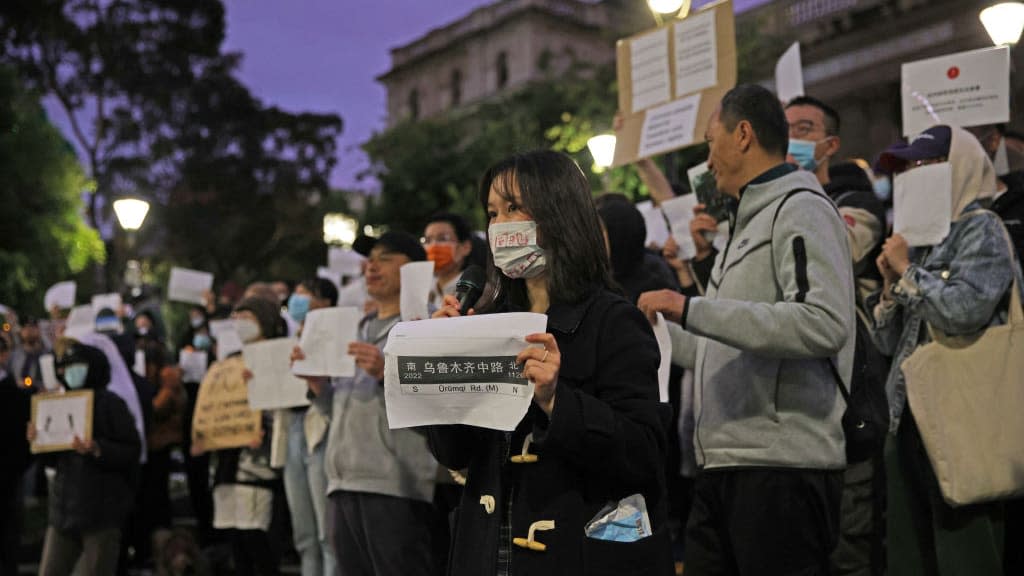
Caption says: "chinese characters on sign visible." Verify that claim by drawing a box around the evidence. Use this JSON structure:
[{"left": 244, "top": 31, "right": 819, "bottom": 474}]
[{"left": 396, "top": 355, "right": 528, "bottom": 396}]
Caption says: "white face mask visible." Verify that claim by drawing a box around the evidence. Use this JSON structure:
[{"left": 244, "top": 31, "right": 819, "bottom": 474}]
[
  {"left": 234, "top": 318, "right": 262, "bottom": 344},
  {"left": 488, "top": 221, "right": 547, "bottom": 279}
]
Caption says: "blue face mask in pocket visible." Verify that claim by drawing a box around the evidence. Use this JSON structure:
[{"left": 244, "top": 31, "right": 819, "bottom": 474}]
[{"left": 584, "top": 493, "right": 652, "bottom": 542}]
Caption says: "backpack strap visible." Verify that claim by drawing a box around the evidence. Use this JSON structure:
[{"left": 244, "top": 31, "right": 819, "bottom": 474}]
[{"left": 768, "top": 188, "right": 850, "bottom": 398}]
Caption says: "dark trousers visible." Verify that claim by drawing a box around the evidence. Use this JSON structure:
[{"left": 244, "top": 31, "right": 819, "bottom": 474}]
[
  {"left": 229, "top": 529, "right": 279, "bottom": 576},
  {"left": 886, "top": 413, "right": 1004, "bottom": 576},
  {"left": 183, "top": 382, "right": 215, "bottom": 545},
  {"left": 38, "top": 526, "right": 121, "bottom": 576},
  {"left": 684, "top": 468, "right": 842, "bottom": 576},
  {"left": 329, "top": 491, "right": 433, "bottom": 576},
  {"left": 0, "top": 477, "right": 23, "bottom": 576},
  {"left": 125, "top": 446, "right": 173, "bottom": 566},
  {"left": 829, "top": 454, "right": 885, "bottom": 576}
]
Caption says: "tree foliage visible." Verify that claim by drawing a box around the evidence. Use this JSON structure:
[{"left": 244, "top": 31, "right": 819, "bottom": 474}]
[
  {"left": 362, "top": 4, "right": 788, "bottom": 234},
  {"left": 1, "top": 0, "right": 344, "bottom": 286},
  {"left": 0, "top": 66, "right": 104, "bottom": 315},
  {"left": 362, "top": 59, "right": 654, "bottom": 235}
]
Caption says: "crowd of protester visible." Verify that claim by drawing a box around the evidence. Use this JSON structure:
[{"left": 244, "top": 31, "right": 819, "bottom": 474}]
[{"left": 2, "top": 84, "right": 1023, "bottom": 576}]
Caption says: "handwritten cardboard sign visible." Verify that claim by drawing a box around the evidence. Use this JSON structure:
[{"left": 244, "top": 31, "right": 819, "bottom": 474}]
[
  {"left": 613, "top": 0, "right": 737, "bottom": 166},
  {"left": 191, "top": 355, "right": 261, "bottom": 450}
]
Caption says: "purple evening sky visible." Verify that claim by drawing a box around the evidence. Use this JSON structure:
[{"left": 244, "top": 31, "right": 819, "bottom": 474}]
[
  {"left": 221, "top": 0, "right": 770, "bottom": 191},
  {"left": 48, "top": 0, "right": 771, "bottom": 192}
]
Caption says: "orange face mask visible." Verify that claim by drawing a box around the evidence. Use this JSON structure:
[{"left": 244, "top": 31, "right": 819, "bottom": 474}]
[{"left": 425, "top": 243, "right": 456, "bottom": 272}]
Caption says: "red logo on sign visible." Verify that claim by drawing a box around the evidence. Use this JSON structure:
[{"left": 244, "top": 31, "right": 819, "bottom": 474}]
[{"left": 947, "top": 66, "right": 960, "bottom": 80}]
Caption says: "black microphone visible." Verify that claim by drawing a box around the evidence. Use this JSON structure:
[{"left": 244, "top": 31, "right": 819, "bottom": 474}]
[{"left": 454, "top": 265, "right": 486, "bottom": 315}]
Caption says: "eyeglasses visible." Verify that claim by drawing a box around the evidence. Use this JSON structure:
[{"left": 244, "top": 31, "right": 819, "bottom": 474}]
[
  {"left": 420, "top": 234, "right": 456, "bottom": 245},
  {"left": 788, "top": 120, "right": 823, "bottom": 139}
]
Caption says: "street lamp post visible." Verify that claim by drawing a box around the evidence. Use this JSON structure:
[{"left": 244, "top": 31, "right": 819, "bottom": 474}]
[
  {"left": 980, "top": 2, "right": 1024, "bottom": 46},
  {"left": 113, "top": 198, "right": 150, "bottom": 233},
  {"left": 323, "top": 212, "right": 359, "bottom": 247},
  {"left": 647, "top": 0, "right": 691, "bottom": 24},
  {"left": 112, "top": 198, "right": 150, "bottom": 295},
  {"left": 587, "top": 134, "right": 617, "bottom": 172}
]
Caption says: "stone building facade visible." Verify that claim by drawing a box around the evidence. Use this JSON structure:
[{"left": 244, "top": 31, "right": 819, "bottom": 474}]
[
  {"left": 749, "top": 0, "right": 1022, "bottom": 164},
  {"left": 379, "top": 0, "right": 1020, "bottom": 161},
  {"left": 377, "top": 0, "right": 615, "bottom": 127}
]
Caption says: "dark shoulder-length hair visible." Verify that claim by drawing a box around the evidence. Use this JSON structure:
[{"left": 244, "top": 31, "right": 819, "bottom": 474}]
[{"left": 476, "top": 150, "right": 614, "bottom": 310}]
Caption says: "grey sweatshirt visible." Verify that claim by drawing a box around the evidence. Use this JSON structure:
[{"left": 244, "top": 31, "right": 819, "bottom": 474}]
[
  {"left": 670, "top": 166, "right": 855, "bottom": 471},
  {"left": 317, "top": 313, "right": 438, "bottom": 502}
]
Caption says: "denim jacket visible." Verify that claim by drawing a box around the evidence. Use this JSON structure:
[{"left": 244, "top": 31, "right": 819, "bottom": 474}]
[{"left": 866, "top": 205, "right": 1023, "bottom": 433}]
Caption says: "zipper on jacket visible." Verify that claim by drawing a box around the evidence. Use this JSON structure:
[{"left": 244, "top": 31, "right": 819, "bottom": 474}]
[
  {"left": 793, "top": 236, "right": 809, "bottom": 303},
  {"left": 694, "top": 346, "right": 706, "bottom": 465}
]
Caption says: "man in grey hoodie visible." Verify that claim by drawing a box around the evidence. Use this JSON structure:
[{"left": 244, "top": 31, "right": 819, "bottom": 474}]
[
  {"left": 304, "top": 231, "right": 438, "bottom": 576},
  {"left": 639, "top": 84, "right": 855, "bottom": 575}
]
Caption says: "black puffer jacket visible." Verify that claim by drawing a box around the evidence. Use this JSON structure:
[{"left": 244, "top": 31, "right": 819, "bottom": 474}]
[{"left": 48, "top": 343, "right": 141, "bottom": 531}]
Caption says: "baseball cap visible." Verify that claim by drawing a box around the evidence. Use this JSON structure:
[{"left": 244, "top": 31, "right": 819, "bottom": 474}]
[
  {"left": 368, "top": 231, "right": 427, "bottom": 262},
  {"left": 875, "top": 125, "right": 952, "bottom": 175}
]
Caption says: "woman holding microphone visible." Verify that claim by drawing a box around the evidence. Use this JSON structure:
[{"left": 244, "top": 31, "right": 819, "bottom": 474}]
[{"left": 430, "top": 150, "right": 673, "bottom": 576}]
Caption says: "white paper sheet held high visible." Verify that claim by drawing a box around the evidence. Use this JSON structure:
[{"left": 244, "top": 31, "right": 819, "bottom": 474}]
[
  {"left": 674, "top": 9, "right": 717, "bottom": 97},
  {"left": 638, "top": 94, "right": 702, "bottom": 159},
  {"left": 637, "top": 201, "right": 671, "bottom": 248},
  {"left": 291, "top": 307, "right": 360, "bottom": 378},
  {"left": 180, "top": 350, "right": 209, "bottom": 383},
  {"left": 893, "top": 162, "right": 952, "bottom": 247},
  {"left": 91, "top": 293, "right": 122, "bottom": 313},
  {"left": 243, "top": 338, "right": 310, "bottom": 410},
  {"left": 775, "top": 42, "right": 804, "bottom": 104},
  {"left": 400, "top": 261, "right": 435, "bottom": 322},
  {"left": 630, "top": 27, "right": 671, "bottom": 113},
  {"left": 168, "top": 267, "right": 214, "bottom": 306},
  {"left": 44, "top": 281, "right": 76, "bottom": 311},
  {"left": 660, "top": 194, "right": 699, "bottom": 260},
  {"left": 901, "top": 46, "right": 1010, "bottom": 136},
  {"left": 653, "top": 313, "right": 671, "bottom": 403},
  {"left": 64, "top": 305, "right": 96, "bottom": 340},
  {"left": 383, "top": 313, "right": 548, "bottom": 431}
]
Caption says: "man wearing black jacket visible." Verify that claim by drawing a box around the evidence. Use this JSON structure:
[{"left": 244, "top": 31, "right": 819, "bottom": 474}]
[{"left": 785, "top": 96, "right": 888, "bottom": 576}]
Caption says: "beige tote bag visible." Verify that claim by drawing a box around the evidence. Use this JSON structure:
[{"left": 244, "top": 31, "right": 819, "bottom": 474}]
[{"left": 902, "top": 219, "right": 1024, "bottom": 507}]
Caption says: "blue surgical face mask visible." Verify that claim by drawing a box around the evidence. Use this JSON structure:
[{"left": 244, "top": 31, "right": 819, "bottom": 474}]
[
  {"left": 873, "top": 177, "right": 892, "bottom": 201},
  {"left": 190, "top": 315, "right": 205, "bottom": 329},
  {"left": 786, "top": 138, "right": 819, "bottom": 170},
  {"left": 192, "top": 334, "right": 212, "bottom": 350},
  {"left": 63, "top": 363, "right": 89, "bottom": 390},
  {"left": 287, "top": 293, "right": 311, "bottom": 323},
  {"left": 788, "top": 138, "right": 828, "bottom": 172}
]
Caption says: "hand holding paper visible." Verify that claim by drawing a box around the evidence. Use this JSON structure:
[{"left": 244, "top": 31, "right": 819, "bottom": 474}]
[
  {"left": 383, "top": 313, "right": 548, "bottom": 431},
  {"left": 243, "top": 338, "right": 310, "bottom": 410},
  {"left": 290, "top": 307, "right": 360, "bottom": 378},
  {"left": 881, "top": 235, "right": 911, "bottom": 276},
  {"left": 517, "top": 333, "right": 559, "bottom": 415},
  {"left": 348, "top": 342, "right": 385, "bottom": 380}
]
